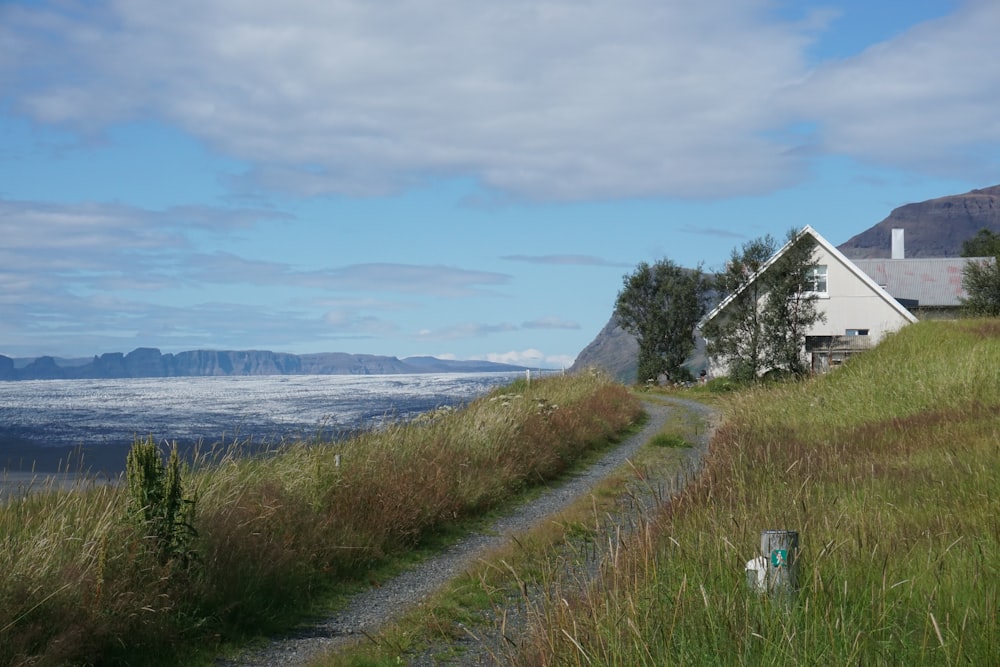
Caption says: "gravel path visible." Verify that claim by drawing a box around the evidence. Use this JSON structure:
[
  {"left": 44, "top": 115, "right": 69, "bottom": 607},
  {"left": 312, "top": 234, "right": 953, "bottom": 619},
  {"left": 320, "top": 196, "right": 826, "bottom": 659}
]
[{"left": 217, "top": 397, "right": 717, "bottom": 667}]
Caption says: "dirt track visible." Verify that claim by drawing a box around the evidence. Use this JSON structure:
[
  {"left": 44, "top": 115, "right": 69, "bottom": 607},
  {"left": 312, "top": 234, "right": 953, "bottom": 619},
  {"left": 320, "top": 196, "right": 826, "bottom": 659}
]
[{"left": 219, "top": 396, "right": 717, "bottom": 666}]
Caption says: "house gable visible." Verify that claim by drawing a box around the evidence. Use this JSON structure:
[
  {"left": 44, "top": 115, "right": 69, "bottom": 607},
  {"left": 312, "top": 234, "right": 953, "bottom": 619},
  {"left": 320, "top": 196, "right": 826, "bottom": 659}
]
[
  {"left": 702, "top": 226, "right": 917, "bottom": 334},
  {"left": 701, "top": 226, "right": 918, "bottom": 374},
  {"left": 809, "top": 233, "right": 917, "bottom": 342}
]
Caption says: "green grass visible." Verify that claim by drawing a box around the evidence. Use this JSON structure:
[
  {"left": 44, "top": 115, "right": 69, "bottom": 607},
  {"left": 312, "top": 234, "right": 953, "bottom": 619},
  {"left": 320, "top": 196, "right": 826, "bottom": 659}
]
[
  {"left": 0, "top": 371, "right": 642, "bottom": 666},
  {"left": 517, "top": 320, "right": 1000, "bottom": 666},
  {"left": 649, "top": 433, "right": 691, "bottom": 448},
  {"left": 313, "top": 397, "right": 706, "bottom": 667}
]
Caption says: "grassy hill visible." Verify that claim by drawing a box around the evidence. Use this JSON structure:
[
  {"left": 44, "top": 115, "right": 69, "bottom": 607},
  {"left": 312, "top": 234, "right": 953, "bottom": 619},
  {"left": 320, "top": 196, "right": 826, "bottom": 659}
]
[{"left": 524, "top": 319, "right": 1000, "bottom": 664}]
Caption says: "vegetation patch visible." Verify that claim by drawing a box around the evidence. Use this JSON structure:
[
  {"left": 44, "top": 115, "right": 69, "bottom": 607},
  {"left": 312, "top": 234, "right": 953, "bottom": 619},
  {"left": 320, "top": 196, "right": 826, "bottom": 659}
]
[
  {"left": 0, "top": 372, "right": 641, "bottom": 666},
  {"left": 518, "top": 320, "right": 1000, "bottom": 666},
  {"left": 649, "top": 433, "right": 690, "bottom": 448}
]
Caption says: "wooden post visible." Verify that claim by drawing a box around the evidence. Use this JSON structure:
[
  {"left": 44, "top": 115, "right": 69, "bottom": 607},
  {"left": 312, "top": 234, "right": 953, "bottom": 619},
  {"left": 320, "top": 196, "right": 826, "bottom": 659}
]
[{"left": 761, "top": 530, "right": 799, "bottom": 597}]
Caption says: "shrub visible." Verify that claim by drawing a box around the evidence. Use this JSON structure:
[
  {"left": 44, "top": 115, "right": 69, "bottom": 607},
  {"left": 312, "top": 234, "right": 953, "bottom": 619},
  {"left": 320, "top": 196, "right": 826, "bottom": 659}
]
[{"left": 126, "top": 436, "right": 197, "bottom": 566}]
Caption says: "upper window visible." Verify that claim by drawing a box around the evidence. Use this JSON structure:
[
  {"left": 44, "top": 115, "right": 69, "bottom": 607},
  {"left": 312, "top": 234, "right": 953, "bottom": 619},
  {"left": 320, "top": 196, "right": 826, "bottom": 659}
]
[{"left": 805, "top": 265, "right": 828, "bottom": 295}]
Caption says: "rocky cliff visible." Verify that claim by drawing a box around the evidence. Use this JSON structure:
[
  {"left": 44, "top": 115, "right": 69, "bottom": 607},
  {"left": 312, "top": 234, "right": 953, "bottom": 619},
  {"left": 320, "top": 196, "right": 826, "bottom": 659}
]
[{"left": 568, "top": 317, "right": 638, "bottom": 383}]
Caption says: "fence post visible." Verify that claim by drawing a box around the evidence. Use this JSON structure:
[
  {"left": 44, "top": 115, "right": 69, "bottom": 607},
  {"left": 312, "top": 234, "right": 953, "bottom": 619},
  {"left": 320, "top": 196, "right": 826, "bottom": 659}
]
[{"left": 760, "top": 530, "right": 799, "bottom": 597}]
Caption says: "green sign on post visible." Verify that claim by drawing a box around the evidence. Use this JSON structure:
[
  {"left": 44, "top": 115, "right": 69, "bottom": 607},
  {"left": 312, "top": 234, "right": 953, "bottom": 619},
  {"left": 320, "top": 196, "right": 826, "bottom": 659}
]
[{"left": 760, "top": 530, "right": 799, "bottom": 598}]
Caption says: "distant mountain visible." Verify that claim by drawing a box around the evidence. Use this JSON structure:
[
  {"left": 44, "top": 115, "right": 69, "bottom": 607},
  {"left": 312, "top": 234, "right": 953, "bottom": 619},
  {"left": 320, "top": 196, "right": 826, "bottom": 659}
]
[
  {"left": 838, "top": 185, "right": 1000, "bottom": 259},
  {"left": 0, "top": 348, "right": 533, "bottom": 381},
  {"left": 400, "top": 356, "right": 535, "bottom": 373},
  {"left": 571, "top": 184, "right": 1000, "bottom": 382}
]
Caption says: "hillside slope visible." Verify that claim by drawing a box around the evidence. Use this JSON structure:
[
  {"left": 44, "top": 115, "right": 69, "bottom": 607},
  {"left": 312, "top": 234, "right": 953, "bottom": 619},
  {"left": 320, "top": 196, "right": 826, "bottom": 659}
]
[{"left": 568, "top": 316, "right": 639, "bottom": 383}]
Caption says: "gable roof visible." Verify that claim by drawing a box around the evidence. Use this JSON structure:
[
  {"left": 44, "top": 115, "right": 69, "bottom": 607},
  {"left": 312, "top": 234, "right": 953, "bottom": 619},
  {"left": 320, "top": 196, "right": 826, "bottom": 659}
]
[
  {"left": 852, "top": 257, "right": 987, "bottom": 308},
  {"left": 702, "top": 225, "right": 919, "bottom": 326}
]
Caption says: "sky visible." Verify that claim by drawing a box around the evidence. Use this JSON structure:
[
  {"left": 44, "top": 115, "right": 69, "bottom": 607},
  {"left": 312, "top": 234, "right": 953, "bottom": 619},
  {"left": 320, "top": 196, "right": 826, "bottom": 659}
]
[{"left": 1, "top": 0, "right": 998, "bottom": 368}]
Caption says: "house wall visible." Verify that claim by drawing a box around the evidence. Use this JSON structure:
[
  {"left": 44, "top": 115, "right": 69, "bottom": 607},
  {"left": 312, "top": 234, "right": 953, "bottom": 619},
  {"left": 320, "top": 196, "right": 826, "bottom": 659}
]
[{"left": 806, "top": 245, "right": 913, "bottom": 344}]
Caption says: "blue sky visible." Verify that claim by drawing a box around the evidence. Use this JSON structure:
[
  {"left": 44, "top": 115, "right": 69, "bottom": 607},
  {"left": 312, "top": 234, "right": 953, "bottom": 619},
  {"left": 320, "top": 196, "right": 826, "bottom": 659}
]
[{"left": 1, "top": 0, "right": 997, "bottom": 368}]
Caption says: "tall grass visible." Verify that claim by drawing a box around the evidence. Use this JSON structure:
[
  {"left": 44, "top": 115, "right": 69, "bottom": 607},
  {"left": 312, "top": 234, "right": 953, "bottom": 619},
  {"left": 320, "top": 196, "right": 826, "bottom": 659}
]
[
  {"left": 0, "top": 372, "right": 641, "bottom": 666},
  {"left": 519, "top": 320, "right": 1000, "bottom": 665}
]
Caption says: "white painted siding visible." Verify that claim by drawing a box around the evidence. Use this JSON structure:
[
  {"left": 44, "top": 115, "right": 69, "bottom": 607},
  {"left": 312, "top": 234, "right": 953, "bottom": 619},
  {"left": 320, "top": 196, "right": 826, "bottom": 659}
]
[{"left": 806, "top": 245, "right": 913, "bottom": 344}]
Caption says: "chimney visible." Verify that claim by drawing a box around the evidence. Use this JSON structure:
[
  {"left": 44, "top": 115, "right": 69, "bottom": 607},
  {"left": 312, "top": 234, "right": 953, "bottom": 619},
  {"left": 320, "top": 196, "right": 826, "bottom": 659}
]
[{"left": 891, "top": 228, "right": 905, "bottom": 259}]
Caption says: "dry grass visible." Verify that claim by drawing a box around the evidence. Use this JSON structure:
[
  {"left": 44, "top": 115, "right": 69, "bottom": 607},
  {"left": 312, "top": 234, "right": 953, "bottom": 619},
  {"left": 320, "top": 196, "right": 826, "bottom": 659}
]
[{"left": 0, "top": 372, "right": 641, "bottom": 666}]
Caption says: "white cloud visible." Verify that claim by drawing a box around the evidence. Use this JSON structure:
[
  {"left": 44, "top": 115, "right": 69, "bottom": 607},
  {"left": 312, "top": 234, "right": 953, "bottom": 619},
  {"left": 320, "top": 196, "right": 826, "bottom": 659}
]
[
  {"left": 0, "top": 199, "right": 185, "bottom": 253},
  {"left": 1, "top": 0, "right": 813, "bottom": 200},
  {"left": 322, "top": 264, "right": 510, "bottom": 297},
  {"left": 522, "top": 317, "right": 580, "bottom": 330},
  {"left": 0, "top": 196, "right": 520, "bottom": 355},
  {"left": 784, "top": 0, "right": 1000, "bottom": 178},
  {"left": 503, "top": 254, "right": 628, "bottom": 267},
  {"left": 323, "top": 309, "right": 399, "bottom": 335},
  {"left": 484, "top": 348, "right": 574, "bottom": 368},
  {"left": 415, "top": 322, "right": 518, "bottom": 340},
  {"left": 0, "top": 200, "right": 301, "bottom": 317},
  {"left": 0, "top": 294, "right": 339, "bottom": 358},
  {"left": 486, "top": 349, "right": 545, "bottom": 365},
  {"left": 5, "top": 1, "right": 1000, "bottom": 200},
  {"left": 0, "top": 199, "right": 509, "bottom": 297}
]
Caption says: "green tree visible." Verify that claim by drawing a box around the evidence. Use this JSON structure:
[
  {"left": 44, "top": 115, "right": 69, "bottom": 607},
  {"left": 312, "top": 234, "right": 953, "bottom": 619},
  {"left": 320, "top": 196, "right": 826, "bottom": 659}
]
[
  {"left": 961, "top": 259, "right": 1000, "bottom": 316},
  {"left": 701, "top": 235, "right": 776, "bottom": 383},
  {"left": 960, "top": 228, "right": 1000, "bottom": 316},
  {"left": 961, "top": 228, "right": 1000, "bottom": 257},
  {"left": 615, "top": 259, "right": 710, "bottom": 384},
  {"left": 703, "top": 228, "right": 824, "bottom": 382},
  {"left": 761, "top": 230, "right": 825, "bottom": 376}
]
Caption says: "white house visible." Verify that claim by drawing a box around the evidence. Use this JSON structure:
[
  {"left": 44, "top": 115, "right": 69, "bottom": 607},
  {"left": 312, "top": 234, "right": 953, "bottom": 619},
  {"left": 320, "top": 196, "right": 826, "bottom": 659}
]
[{"left": 702, "top": 225, "right": 919, "bottom": 374}]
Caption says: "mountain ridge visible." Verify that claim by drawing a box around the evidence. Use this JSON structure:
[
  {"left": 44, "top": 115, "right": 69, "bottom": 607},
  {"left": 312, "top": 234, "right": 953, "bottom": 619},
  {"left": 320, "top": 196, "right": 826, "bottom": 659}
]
[
  {"left": 0, "top": 348, "right": 535, "bottom": 381},
  {"left": 838, "top": 185, "right": 1000, "bottom": 258}
]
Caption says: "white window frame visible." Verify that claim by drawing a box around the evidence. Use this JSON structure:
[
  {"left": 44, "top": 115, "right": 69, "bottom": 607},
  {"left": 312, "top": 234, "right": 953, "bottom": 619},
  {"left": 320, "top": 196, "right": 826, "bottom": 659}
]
[{"left": 805, "top": 265, "right": 828, "bottom": 297}]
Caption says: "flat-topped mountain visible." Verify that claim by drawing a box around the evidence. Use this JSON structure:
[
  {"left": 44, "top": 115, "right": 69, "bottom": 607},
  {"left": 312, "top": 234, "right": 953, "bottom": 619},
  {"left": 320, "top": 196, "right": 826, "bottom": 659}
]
[
  {"left": 0, "top": 348, "right": 533, "bottom": 381},
  {"left": 838, "top": 185, "right": 1000, "bottom": 259}
]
